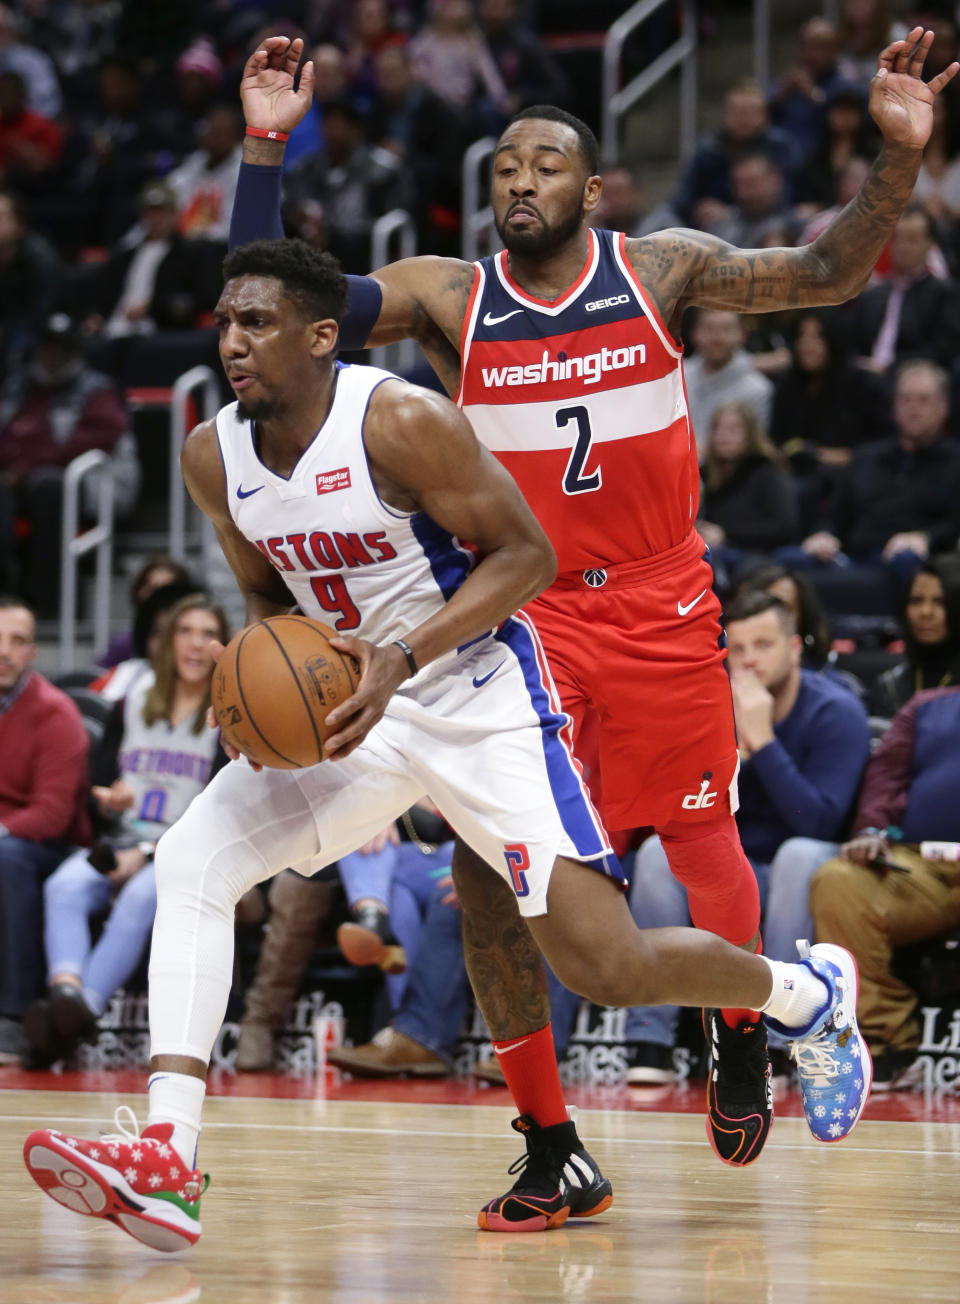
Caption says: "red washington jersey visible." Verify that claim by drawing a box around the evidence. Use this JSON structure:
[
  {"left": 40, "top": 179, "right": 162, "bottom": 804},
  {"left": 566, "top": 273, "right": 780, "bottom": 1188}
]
[{"left": 457, "top": 227, "right": 699, "bottom": 574}]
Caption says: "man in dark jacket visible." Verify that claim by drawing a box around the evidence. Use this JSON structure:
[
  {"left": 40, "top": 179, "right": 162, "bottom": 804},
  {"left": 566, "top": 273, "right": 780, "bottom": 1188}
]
[
  {"left": 0, "top": 186, "right": 60, "bottom": 367},
  {"left": 798, "top": 360, "right": 960, "bottom": 579},
  {"left": 366, "top": 45, "right": 470, "bottom": 257},
  {"left": 81, "top": 179, "right": 215, "bottom": 338},
  {"left": 847, "top": 205, "right": 960, "bottom": 373},
  {"left": 283, "top": 99, "right": 411, "bottom": 274},
  {"left": 478, "top": 0, "right": 569, "bottom": 113},
  {"left": 669, "top": 78, "right": 802, "bottom": 228}
]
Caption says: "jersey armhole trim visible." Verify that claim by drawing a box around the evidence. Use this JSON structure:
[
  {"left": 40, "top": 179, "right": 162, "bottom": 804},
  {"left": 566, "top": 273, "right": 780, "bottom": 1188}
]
[
  {"left": 455, "top": 263, "right": 484, "bottom": 407},
  {"left": 615, "top": 232, "right": 684, "bottom": 359},
  {"left": 214, "top": 406, "right": 240, "bottom": 529}
]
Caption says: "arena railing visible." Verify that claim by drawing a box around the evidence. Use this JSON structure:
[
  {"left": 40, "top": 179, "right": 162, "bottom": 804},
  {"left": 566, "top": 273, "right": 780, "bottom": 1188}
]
[
  {"left": 168, "top": 364, "right": 221, "bottom": 564},
  {"left": 59, "top": 449, "right": 114, "bottom": 670},
  {"left": 369, "top": 209, "right": 417, "bottom": 375},
  {"left": 461, "top": 136, "right": 497, "bottom": 263},
  {"left": 602, "top": 0, "right": 698, "bottom": 167}
]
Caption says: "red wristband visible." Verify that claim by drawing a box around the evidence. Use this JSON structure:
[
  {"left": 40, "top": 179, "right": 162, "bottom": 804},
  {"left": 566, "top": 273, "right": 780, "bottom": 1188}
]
[{"left": 245, "top": 126, "right": 290, "bottom": 143}]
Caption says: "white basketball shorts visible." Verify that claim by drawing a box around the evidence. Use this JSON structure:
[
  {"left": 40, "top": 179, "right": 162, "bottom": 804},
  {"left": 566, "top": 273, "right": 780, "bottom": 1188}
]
[{"left": 163, "top": 614, "right": 622, "bottom": 916}]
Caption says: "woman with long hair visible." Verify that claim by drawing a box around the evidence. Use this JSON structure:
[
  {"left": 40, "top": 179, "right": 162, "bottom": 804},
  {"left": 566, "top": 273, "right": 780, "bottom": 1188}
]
[
  {"left": 24, "top": 594, "right": 229, "bottom": 1066},
  {"left": 697, "top": 401, "right": 798, "bottom": 590},
  {"left": 871, "top": 555, "right": 960, "bottom": 718}
]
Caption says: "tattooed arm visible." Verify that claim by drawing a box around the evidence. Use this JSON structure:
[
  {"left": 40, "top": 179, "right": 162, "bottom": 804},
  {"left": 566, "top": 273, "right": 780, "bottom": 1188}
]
[
  {"left": 629, "top": 28, "right": 958, "bottom": 333},
  {"left": 363, "top": 256, "right": 475, "bottom": 398}
]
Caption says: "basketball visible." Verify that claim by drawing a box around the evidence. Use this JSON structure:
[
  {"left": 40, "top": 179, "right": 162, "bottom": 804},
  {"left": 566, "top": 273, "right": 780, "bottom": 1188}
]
[{"left": 211, "top": 615, "right": 361, "bottom": 768}]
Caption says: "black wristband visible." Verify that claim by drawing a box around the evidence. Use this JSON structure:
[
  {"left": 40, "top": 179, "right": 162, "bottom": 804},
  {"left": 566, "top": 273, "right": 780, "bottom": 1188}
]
[{"left": 393, "top": 638, "right": 418, "bottom": 678}]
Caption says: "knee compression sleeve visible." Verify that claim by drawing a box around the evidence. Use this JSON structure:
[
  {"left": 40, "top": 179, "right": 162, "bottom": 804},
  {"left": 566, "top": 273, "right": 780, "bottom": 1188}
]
[{"left": 659, "top": 813, "right": 760, "bottom": 947}]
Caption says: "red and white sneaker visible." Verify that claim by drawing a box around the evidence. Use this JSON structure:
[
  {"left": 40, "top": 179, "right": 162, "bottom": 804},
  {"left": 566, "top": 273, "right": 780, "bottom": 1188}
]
[{"left": 23, "top": 1106, "right": 208, "bottom": 1252}]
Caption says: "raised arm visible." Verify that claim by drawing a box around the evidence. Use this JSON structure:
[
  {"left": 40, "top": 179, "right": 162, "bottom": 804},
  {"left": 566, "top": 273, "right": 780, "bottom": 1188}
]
[
  {"left": 231, "top": 36, "right": 470, "bottom": 392},
  {"left": 631, "top": 28, "right": 959, "bottom": 330},
  {"left": 181, "top": 419, "right": 294, "bottom": 624}
]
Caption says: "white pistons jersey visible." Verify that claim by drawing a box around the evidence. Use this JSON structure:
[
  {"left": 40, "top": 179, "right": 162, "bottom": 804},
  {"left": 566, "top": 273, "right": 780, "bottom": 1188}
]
[
  {"left": 216, "top": 362, "right": 476, "bottom": 658},
  {"left": 117, "top": 675, "right": 221, "bottom": 840},
  {"left": 159, "top": 361, "right": 623, "bottom": 942}
]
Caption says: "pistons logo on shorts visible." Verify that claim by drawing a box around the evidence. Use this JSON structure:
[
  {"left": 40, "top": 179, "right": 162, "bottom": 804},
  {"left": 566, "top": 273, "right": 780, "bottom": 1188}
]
[{"left": 504, "top": 843, "right": 531, "bottom": 897}]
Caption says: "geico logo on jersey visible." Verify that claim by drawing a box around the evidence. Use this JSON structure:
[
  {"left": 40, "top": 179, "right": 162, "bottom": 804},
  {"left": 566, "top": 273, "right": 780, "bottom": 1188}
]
[
  {"left": 481, "top": 344, "right": 646, "bottom": 388},
  {"left": 585, "top": 295, "right": 630, "bottom": 312}
]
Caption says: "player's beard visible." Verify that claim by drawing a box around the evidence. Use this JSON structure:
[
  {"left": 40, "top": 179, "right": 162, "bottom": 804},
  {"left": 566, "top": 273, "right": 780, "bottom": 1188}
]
[
  {"left": 495, "top": 190, "right": 585, "bottom": 260},
  {"left": 236, "top": 395, "right": 275, "bottom": 422}
]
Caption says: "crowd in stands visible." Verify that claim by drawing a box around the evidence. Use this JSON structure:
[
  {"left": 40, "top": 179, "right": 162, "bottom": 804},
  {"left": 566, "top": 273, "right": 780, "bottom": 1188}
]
[{"left": 1, "top": 1, "right": 960, "bottom": 1094}]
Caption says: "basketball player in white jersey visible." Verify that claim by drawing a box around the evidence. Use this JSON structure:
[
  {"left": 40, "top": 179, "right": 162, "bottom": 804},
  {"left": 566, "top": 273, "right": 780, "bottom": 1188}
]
[{"left": 24, "top": 238, "right": 872, "bottom": 1248}]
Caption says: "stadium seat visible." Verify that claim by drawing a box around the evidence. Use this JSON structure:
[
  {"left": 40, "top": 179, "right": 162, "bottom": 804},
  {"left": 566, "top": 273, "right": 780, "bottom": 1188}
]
[
  {"left": 49, "top": 668, "right": 102, "bottom": 692},
  {"left": 58, "top": 686, "right": 113, "bottom": 748}
]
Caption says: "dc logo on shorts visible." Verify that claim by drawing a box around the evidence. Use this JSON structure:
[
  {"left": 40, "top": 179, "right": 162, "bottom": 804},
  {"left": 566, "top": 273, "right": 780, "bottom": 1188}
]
[{"left": 583, "top": 568, "right": 607, "bottom": 588}]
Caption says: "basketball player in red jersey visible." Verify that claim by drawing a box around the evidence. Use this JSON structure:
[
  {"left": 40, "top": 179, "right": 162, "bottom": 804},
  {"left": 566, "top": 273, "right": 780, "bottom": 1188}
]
[{"left": 233, "top": 32, "right": 956, "bottom": 1213}]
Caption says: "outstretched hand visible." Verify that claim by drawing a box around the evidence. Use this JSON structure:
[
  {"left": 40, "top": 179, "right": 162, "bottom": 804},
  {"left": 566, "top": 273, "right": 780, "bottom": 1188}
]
[
  {"left": 870, "top": 26, "right": 959, "bottom": 150},
  {"left": 240, "top": 35, "right": 315, "bottom": 136}
]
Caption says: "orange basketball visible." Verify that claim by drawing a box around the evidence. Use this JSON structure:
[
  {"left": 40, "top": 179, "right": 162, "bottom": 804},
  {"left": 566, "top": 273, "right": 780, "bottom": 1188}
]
[{"left": 211, "top": 615, "right": 361, "bottom": 768}]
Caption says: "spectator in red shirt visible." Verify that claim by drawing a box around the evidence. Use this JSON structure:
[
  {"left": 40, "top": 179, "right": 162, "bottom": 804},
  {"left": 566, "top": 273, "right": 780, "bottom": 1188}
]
[
  {"left": 0, "top": 314, "right": 134, "bottom": 618},
  {"left": 0, "top": 70, "right": 62, "bottom": 183},
  {"left": 0, "top": 596, "right": 91, "bottom": 1062}
]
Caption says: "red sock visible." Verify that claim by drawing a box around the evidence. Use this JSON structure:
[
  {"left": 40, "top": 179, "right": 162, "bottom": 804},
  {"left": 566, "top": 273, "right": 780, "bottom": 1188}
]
[
  {"left": 660, "top": 814, "right": 762, "bottom": 1031},
  {"left": 492, "top": 1022, "right": 568, "bottom": 1127}
]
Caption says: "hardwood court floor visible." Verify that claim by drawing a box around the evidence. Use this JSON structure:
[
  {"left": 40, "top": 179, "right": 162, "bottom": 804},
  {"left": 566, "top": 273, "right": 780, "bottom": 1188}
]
[{"left": 3, "top": 1075, "right": 960, "bottom": 1304}]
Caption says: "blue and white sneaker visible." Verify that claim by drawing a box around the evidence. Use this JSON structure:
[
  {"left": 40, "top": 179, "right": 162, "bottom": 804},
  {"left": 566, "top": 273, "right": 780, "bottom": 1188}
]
[{"left": 783, "top": 941, "right": 873, "bottom": 1143}]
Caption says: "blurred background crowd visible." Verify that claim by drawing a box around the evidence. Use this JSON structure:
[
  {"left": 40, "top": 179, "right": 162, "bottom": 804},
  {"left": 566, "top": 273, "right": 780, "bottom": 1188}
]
[{"left": 1, "top": 0, "right": 960, "bottom": 1097}]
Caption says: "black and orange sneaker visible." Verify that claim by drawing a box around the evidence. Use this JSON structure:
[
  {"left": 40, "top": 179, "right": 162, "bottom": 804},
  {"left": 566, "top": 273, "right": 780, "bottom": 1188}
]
[
  {"left": 478, "top": 1114, "right": 613, "bottom": 1233},
  {"left": 703, "top": 1009, "right": 773, "bottom": 1167}
]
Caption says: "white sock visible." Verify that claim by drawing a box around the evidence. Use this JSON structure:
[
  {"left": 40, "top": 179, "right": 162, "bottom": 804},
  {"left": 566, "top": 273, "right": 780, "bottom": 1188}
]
[
  {"left": 147, "top": 1071, "right": 206, "bottom": 1168},
  {"left": 759, "top": 956, "right": 831, "bottom": 1031}
]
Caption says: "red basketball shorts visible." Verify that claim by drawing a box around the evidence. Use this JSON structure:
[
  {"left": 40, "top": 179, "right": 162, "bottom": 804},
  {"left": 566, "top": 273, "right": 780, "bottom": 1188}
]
[{"left": 523, "top": 530, "right": 740, "bottom": 832}]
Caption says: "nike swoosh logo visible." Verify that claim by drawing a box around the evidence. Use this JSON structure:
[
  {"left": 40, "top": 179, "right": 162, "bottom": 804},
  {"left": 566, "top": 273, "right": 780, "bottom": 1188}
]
[
  {"left": 482, "top": 309, "right": 523, "bottom": 326},
  {"left": 494, "top": 1038, "right": 529, "bottom": 1054},
  {"left": 236, "top": 484, "right": 264, "bottom": 499},
  {"left": 678, "top": 589, "right": 708, "bottom": 617},
  {"left": 472, "top": 661, "right": 506, "bottom": 688}
]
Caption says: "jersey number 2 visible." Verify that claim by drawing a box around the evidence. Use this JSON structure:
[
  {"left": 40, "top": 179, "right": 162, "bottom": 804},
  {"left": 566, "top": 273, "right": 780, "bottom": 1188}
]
[{"left": 556, "top": 405, "right": 602, "bottom": 495}]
